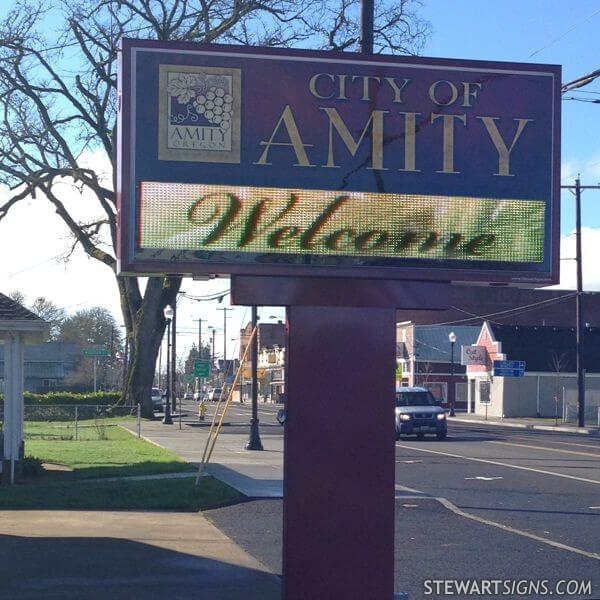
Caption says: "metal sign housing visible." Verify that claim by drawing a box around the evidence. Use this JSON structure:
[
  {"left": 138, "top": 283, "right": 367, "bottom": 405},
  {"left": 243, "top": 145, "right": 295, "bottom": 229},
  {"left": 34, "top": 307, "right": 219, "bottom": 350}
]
[{"left": 118, "top": 39, "right": 560, "bottom": 284}]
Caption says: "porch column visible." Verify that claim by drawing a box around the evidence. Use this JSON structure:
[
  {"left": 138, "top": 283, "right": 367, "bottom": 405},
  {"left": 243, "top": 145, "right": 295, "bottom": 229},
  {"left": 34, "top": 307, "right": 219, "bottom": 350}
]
[{"left": 3, "top": 331, "right": 25, "bottom": 477}]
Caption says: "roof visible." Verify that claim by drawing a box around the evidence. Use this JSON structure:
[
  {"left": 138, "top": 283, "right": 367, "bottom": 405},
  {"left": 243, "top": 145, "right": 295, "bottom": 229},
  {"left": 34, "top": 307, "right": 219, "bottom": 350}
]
[
  {"left": 396, "top": 287, "right": 599, "bottom": 328},
  {"left": 0, "top": 293, "right": 44, "bottom": 322},
  {"left": 412, "top": 325, "right": 480, "bottom": 362},
  {"left": 490, "top": 324, "right": 600, "bottom": 373}
]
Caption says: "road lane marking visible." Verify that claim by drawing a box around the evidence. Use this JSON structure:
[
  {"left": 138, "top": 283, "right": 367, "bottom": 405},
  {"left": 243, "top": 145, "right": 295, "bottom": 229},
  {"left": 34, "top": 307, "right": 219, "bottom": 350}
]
[
  {"left": 395, "top": 483, "right": 426, "bottom": 494},
  {"left": 395, "top": 442, "right": 600, "bottom": 485},
  {"left": 488, "top": 440, "right": 600, "bottom": 458},
  {"left": 464, "top": 476, "right": 503, "bottom": 481},
  {"left": 436, "top": 497, "right": 600, "bottom": 562},
  {"left": 398, "top": 460, "right": 423, "bottom": 464},
  {"left": 512, "top": 436, "right": 600, "bottom": 450}
]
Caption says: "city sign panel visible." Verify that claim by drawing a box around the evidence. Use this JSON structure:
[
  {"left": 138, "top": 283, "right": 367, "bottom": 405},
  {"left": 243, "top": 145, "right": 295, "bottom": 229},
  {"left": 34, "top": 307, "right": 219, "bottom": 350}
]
[
  {"left": 493, "top": 359, "right": 525, "bottom": 377},
  {"left": 193, "top": 360, "right": 211, "bottom": 377},
  {"left": 118, "top": 40, "right": 560, "bottom": 284},
  {"left": 82, "top": 347, "right": 109, "bottom": 357}
]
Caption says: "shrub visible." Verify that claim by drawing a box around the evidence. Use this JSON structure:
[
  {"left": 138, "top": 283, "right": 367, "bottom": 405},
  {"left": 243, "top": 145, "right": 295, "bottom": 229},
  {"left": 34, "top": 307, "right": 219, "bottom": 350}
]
[
  {"left": 0, "top": 391, "right": 121, "bottom": 406},
  {"left": 21, "top": 457, "right": 45, "bottom": 477}
]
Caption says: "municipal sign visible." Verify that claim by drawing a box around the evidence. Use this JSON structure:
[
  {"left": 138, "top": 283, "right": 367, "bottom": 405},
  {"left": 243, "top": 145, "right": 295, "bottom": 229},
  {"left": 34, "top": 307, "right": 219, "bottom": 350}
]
[
  {"left": 493, "top": 360, "right": 525, "bottom": 377},
  {"left": 118, "top": 40, "right": 560, "bottom": 286},
  {"left": 194, "top": 360, "right": 210, "bottom": 377},
  {"left": 82, "top": 347, "right": 108, "bottom": 357}
]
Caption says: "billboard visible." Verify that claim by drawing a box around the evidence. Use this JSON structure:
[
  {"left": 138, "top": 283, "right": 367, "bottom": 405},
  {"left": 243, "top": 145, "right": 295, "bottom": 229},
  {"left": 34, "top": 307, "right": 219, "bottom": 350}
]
[{"left": 118, "top": 39, "right": 560, "bottom": 284}]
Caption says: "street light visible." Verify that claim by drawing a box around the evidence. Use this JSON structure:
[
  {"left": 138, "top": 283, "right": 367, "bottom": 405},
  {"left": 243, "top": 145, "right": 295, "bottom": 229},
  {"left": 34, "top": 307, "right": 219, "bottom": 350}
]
[
  {"left": 162, "top": 305, "right": 174, "bottom": 425},
  {"left": 246, "top": 305, "right": 264, "bottom": 451},
  {"left": 448, "top": 331, "right": 457, "bottom": 417}
]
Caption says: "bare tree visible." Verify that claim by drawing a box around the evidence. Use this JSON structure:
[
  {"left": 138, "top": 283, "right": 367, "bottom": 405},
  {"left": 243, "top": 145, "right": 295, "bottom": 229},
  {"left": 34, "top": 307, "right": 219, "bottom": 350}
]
[
  {"left": 549, "top": 351, "right": 569, "bottom": 422},
  {"left": 0, "top": 0, "right": 429, "bottom": 416}
]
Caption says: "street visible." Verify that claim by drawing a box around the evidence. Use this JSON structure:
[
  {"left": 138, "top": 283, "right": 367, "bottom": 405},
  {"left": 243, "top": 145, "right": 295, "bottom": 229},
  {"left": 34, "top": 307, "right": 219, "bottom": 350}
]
[{"left": 196, "top": 402, "right": 600, "bottom": 599}]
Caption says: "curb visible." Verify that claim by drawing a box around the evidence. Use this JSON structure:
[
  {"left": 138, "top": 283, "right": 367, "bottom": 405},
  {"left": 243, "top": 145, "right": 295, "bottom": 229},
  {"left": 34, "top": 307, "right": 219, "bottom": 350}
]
[{"left": 448, "top": 417, "right": 600, "bottom": 436}]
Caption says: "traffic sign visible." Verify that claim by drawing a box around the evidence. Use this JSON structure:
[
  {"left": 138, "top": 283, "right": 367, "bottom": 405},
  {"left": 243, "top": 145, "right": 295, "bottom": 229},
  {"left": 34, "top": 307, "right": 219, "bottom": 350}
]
[
  {"left": 493, "top": 360, "right": 525, "bottom": 377},
  {"left": 194, "top": 360, "right": 210, "bottom": 377},
  {"left": 82, "top": 347, "right": 108, "bottom": 357}
]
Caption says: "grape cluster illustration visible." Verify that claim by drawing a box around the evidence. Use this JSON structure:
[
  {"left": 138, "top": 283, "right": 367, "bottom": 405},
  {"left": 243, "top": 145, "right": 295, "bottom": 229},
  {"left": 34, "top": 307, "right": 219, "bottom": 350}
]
[
  {"left": 193, "top": 86, "right": 233, "bottom": 131},
  {"left": 167, "top": 74, "right": 233, "bottom": 132}
]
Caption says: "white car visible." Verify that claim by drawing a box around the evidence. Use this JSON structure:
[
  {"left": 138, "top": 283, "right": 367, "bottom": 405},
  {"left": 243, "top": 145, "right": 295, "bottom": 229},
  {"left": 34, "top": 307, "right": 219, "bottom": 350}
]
[
  {"left": 208, "top": 388, "right": 223, "bottom": 402},
  {"left": 395, "top": 386, "right": 447, "bottom": 440}
]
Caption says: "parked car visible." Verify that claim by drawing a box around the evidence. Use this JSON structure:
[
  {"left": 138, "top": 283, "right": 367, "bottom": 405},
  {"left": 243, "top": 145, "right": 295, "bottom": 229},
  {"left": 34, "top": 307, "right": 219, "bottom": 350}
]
[
  {"left": 193, "top": 390, "right": 205, "bottom": 402},
  {"left": 208, "top": 388, "right": 223, "bottom": 402},
  {"left": 395, "top": 386, "right": 447, "bottom": 440},
  {"left": 184, "top": 390, "right": 193, "bottom": 401},
  {"left": 151, "top": 387, "right": 163, "bottom": 412}
]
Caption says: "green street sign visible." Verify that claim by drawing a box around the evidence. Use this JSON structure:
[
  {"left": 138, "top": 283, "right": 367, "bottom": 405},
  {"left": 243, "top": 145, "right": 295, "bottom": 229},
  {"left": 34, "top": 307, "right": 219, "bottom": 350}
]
[
  {"left": 194, "top": 360, "right": 210, "bottom": 377},
  {"left": 83, "top": 347, "right": 109, "bottom": 357}
]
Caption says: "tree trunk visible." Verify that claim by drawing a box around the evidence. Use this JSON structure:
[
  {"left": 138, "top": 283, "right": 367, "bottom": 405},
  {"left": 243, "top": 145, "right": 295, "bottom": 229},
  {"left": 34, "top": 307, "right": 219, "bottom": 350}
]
[{"left": 118, "top": 275, "right": 181, "bottom": 418}]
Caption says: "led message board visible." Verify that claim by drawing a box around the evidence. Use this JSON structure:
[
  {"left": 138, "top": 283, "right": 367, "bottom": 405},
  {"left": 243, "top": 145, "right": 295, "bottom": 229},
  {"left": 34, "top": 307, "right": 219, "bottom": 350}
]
[{"left": 118, "top": 39, "right": 560, "bottom": 284}]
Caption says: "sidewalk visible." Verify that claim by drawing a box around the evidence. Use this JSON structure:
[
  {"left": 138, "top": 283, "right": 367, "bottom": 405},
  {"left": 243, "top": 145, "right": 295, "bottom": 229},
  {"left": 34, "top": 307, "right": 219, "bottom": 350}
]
[
  {"left": 449, "top": 413, "right": 600, "bottom": 435},
  {"left": 0, "top": 509, "right": 281, "bottom": 599},
  {"left": 122, "top": 418, "right": 284, "bottom": 498}
]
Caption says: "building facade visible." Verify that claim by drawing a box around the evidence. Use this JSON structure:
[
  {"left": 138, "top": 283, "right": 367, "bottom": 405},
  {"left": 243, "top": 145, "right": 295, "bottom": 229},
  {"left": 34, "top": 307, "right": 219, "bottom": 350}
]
[
  {"left": 465, "top": 322, "right": 600, "bottom": 420},
  {"left": 397, "top": 324, "right": 480, "bottom": 409}
]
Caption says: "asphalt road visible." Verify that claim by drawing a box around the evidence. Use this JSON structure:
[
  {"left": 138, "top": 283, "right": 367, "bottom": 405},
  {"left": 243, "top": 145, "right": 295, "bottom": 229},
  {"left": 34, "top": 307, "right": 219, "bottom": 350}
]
[{"left": 205, "top": 408, "right": 600, "bottom": 599}]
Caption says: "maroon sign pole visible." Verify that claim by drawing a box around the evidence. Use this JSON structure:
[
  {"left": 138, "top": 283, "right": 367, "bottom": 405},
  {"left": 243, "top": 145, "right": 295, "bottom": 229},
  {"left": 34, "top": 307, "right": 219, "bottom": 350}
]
[
  {"left": 232, "top": 277, "right": 449, "bottom": 598},
  {"left": 284, "top": 304, "right": 395, "bottom": 598}
]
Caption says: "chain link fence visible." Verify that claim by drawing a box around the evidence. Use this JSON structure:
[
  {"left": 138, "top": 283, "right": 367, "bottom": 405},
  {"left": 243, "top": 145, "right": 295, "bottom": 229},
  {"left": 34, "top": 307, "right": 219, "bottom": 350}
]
[
  {"left": 562, "top": 389, "right": 600, "bottom": 426},
  {"left": 0, "top": 405, "right": 142, "bottom": 446}
]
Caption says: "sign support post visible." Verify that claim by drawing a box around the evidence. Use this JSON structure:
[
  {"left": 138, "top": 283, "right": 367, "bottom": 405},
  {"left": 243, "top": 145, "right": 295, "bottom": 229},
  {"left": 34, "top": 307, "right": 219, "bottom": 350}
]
[{"left": 232, "top": 276, "right": 449, "bottom": 598}]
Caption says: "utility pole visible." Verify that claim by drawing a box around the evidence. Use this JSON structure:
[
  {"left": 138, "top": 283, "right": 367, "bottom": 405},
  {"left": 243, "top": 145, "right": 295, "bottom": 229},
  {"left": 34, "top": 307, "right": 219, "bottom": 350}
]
[
  {"left": 360, "top": 0, "right": 374, "bottom": 54},
  {"left": 560, "top": 178, "right": 600, "bottom": 427},
  {"left": 217, "top": 307, "right": 232, "bottom": 372},
  {"left": 194, "top": 318, "right": 203, "bottom": 355},
  {"left": 246, "top": 306, "right": 264, "bottom": 450},
  {"left": 171, "top": 300, "right": 178, "bottom": 413},
  {"left": 157, "top": 342, "right": 162, "bottom": 389}
]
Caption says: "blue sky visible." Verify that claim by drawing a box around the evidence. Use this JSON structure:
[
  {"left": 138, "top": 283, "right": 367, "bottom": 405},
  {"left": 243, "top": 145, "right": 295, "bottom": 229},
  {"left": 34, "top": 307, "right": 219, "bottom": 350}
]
[{"left": 421, "top": 0, "right": 600, "bottom": 233}]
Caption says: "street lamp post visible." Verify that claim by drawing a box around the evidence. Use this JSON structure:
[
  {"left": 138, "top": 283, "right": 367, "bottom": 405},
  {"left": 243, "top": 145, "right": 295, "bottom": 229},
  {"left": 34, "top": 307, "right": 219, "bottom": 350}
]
[
  {"left": 246, "top": 305, "right": 264, "bottom": 451},
  {"left": 449, "top": 331, "right": 457, "bottom": 417},
  {"left": 162, "top": 305, "right": 174, "bottom": 425}
]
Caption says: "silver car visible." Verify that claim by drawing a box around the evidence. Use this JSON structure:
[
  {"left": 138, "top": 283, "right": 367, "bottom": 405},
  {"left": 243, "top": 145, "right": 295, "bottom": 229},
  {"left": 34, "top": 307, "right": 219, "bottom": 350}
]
[
  {"left": 151, "top": 387, "right": 163, "bottom": 412},
  {"left": 395, "top": 386, "right": 447, "bottom": 440}
]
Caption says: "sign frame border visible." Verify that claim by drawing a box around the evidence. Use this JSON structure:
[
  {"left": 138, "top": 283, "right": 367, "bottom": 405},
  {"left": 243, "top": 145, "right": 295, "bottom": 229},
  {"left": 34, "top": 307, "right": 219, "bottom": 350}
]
[{"left": 117, "top": 38, "right": 561, "bottom": 286}]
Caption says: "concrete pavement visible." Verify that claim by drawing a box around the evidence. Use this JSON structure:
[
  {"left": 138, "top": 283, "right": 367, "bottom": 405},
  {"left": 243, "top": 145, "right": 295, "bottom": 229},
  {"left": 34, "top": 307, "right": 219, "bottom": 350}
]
[
  {"left": 449, "top": 413, "right": 600, "bottom": 435},
  {"left": 0, "top": 509, "right": 281, "bottom": 599},
  {"left": 123, "top": 404, "right": 284, "bottom": 497}
]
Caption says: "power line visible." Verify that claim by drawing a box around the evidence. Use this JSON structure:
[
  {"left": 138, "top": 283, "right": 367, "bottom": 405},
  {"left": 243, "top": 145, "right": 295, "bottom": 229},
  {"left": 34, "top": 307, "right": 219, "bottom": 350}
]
[
  {"left": 418, "top": 292, "right": 579, "bottom": 328},
  {"left": 528, "top": 7, "right": 600, "bottom": 59}
]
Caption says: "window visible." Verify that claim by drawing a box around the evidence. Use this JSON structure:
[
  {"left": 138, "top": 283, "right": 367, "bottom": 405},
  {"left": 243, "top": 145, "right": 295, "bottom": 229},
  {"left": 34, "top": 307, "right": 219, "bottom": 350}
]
[
  {"left": 424, "top": 382, "right": 447, "bottom": 404},
  {"left": 479, "top": 380, "right": 491, "bottom": 405},
  {"left": 42, "top": 379, "right": 57, "bottom": 389}
]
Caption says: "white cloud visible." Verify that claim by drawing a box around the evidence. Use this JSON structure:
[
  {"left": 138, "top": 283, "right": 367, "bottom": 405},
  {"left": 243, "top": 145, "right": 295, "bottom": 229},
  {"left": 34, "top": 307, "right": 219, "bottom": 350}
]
[
  {"left": 554, "top": 226, "right": 600, "bottom": 291},
  {"left": 0, "top": 179, "right": 284, "bottom": 360}
]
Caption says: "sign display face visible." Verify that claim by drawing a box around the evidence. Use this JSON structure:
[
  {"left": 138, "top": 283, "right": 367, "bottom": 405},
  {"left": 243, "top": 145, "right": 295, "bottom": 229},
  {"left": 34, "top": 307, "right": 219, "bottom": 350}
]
[
  {"left": 461, "top": 345, "right": 487, "bottom": 366},
  {"left": 194, "top": 360, "right": 211, "bottom": 377},
  {"left": 118, "top": 40, "right": 560, "bottom": 284},
  {"left": 493, "top": 360, "right": 525, "bottom": 377}
]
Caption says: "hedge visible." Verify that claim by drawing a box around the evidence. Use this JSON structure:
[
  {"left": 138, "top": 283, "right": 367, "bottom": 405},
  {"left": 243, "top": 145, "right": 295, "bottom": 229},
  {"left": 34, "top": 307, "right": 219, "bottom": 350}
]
[{"left": 0, "top": 392, "right": 122, "bottom": 406}]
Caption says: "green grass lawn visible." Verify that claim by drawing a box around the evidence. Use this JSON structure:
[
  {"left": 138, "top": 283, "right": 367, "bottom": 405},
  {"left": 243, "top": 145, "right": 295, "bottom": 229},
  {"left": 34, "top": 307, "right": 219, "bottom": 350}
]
[
  {"left": 0, "top": 476, "right": 243, "bottom": 511},
  {"left": 25, "top": 420, "right": 194, "bottom": 479}
]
